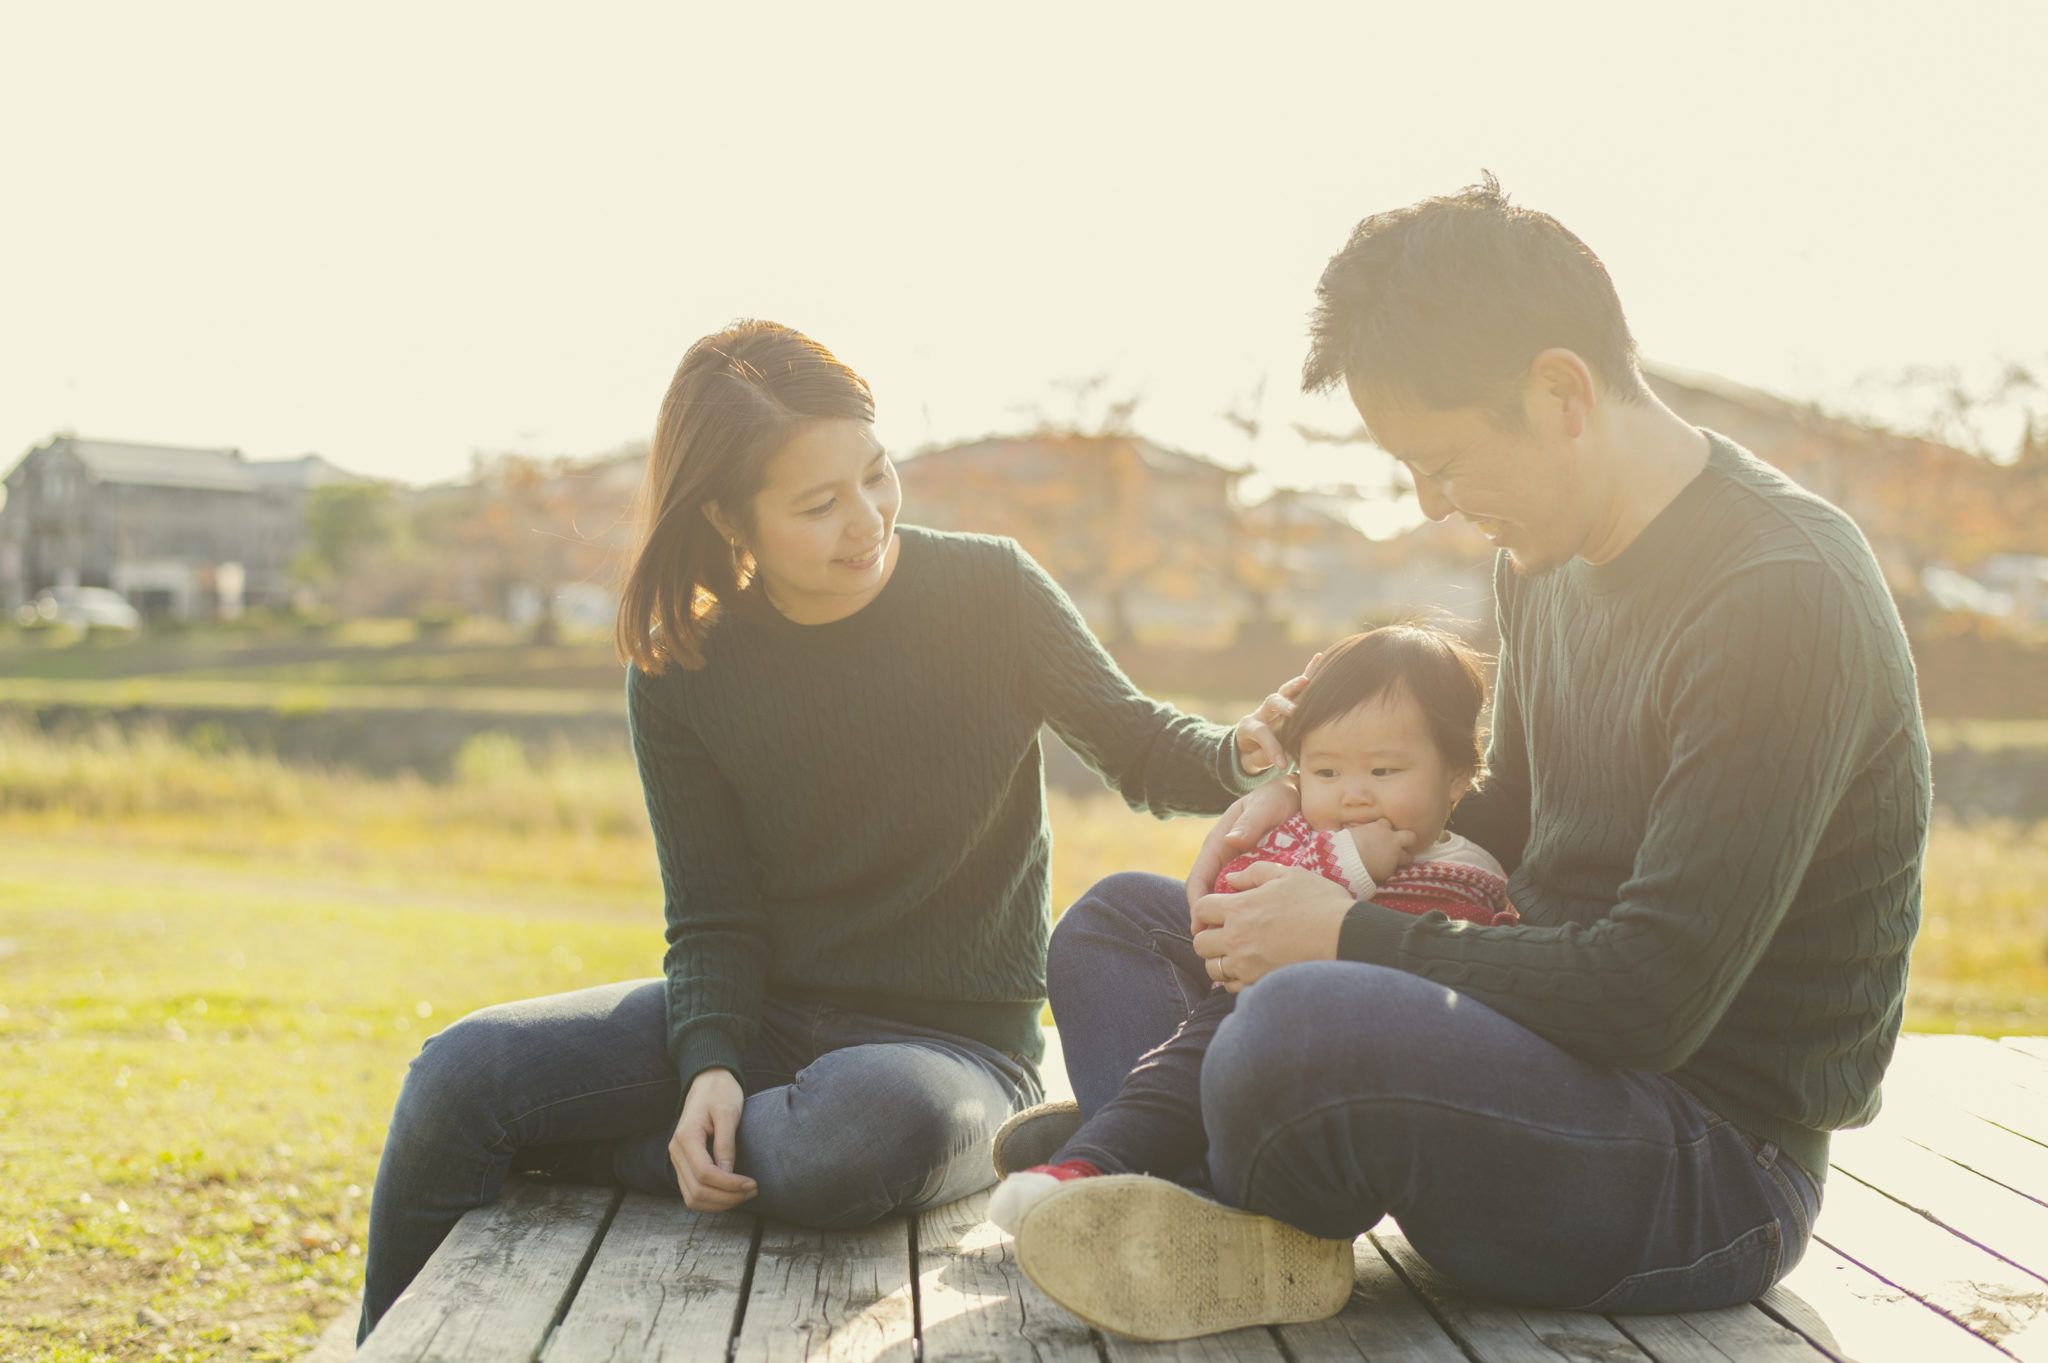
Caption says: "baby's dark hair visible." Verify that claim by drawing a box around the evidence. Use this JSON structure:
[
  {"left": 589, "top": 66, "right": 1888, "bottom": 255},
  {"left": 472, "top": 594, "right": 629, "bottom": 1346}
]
[{"left": 1283, "top": 624, "right": 1488, "bottom": 776}]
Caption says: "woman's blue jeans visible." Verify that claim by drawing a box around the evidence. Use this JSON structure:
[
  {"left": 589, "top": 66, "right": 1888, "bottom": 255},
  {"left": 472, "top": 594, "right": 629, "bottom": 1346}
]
[
  {"left": 1047, "top": 873, "right": 1822, "bottom": 1313},
  {"left": 358, "top": 980, "right": 1040, "bottom": 1341}
]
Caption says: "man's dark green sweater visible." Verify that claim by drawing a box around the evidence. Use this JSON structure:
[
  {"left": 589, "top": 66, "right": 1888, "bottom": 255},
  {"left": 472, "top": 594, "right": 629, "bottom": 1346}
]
[
  {"left": 627, "top": 526, "right": 1262, "bottom": 1094},
  {"left": 1338, "top": 433, "right": 1930, "bottom": 1178}
]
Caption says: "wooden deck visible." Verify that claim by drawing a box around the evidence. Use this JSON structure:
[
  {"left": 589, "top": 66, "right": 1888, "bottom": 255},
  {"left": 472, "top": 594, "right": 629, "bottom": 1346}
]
[{"left": 354, "top": 1033, "right": 2048, "bottom": 1362}]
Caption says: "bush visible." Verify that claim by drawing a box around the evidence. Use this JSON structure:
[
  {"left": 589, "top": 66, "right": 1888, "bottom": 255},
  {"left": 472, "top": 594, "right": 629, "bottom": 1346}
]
[{"left": 414, "top": 600, "right": 467, "bottom": 638}]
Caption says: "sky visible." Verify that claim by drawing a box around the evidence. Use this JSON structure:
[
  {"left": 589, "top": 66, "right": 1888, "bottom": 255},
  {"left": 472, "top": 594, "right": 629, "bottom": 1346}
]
[{"left": 5, "top": 1, "right": 2045, "bottom": 535}]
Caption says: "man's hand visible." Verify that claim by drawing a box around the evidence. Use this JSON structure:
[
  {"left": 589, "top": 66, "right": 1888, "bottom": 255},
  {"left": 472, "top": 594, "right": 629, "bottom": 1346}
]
[
  {"left": 1350, "top": 819, "right": 1420, "bottom": 884},
  {"left": 1192, "top": 862, "right": 1352, "bottom": 992},
  {"left": 1185, "top": 780, "right": 1302, "bottom": 927},
  {"left": 669, "top": 1068, "right": 758, "bottom": 1212}
]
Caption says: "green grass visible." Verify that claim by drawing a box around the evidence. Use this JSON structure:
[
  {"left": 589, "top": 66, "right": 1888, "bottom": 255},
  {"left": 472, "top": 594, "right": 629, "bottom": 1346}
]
[
  {"left": 0, "top": 843, "right": 657, "bottom": 1362},
  {"left": 0, "top": 723, "right": 2043, "bottom": 1359},
  {"left": 1907, "top": 815, "right": 2048, "bottom": 1033},
  {"left": 1925, "top": 718, "right": 2048, "bottom": 752},
  {"left": 0, "top": 619, "right": 613, "bottom": 687}
]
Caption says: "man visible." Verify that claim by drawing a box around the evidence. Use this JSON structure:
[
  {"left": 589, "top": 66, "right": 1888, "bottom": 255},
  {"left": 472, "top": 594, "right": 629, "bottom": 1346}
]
[{"left": 1009, "top": 176, "right": 1928, "bottom": 1339}]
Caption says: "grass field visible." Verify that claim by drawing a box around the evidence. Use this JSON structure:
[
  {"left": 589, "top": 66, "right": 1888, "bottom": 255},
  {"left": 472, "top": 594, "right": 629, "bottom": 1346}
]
[{"left": 2, "top": 722, "right": 2044, "bottom": 1360}]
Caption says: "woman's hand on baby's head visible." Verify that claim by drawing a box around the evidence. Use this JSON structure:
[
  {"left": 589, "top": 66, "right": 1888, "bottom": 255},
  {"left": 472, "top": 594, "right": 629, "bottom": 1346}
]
[
  {"left": 1232, "top": 665, "right": 1316, "bottom": 776},
  {"left": 1351, "top": 819, "right": 1420, "bottom": 884},
  {"left": 1230, "top": 654, "right": 1323, "bottom": 776}
]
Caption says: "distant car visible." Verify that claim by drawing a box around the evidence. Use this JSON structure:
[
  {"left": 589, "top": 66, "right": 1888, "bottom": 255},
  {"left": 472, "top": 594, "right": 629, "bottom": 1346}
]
[{"left": 30, "top": 586, "right": 142, "bottom": 631}]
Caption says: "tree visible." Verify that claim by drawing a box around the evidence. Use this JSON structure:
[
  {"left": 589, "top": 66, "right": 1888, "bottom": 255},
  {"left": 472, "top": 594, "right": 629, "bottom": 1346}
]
[
  {"left": 299, "top": 481, "right": 396, "bottom": 581},
  {"left": 421, "top": 451, "right": 638, "bottom": 641}
]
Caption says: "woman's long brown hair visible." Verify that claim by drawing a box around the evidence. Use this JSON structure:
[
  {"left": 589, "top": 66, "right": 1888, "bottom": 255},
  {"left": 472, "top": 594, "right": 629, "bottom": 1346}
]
[{"left": 615, "top": 321, "right": 875, "bottom": 673}]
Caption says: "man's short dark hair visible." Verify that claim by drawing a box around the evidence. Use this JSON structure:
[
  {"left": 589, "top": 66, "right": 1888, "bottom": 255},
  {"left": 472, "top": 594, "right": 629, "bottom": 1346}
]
[{"left": 1302, "top": 174, "right": 1648, "bottom": 419}]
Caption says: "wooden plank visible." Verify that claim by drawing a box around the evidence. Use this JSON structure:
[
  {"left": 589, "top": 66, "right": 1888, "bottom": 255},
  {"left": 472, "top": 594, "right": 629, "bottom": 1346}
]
[
  {"left": 1882, "top": 1033, "right": 2048, "bottom": 1148},
  {"left": 1604, "top": 1304, "right": 1826, "bottom": 1362},
  {"left": 1813, "top": 1159, "right": 2048, "bottom": 1359},
  {"left": 2003, "top": 1037, "right": 2048, "bottom": 1071},
  {"left": 1371, "top": 1228, "right": 1653, "bottom": 1362},
  {"left": 1759, "top": 1238, "right": 2012, "bottom": 1363},
  {"left": 913, "top": 1189, "right": 1096, "bottom": 1363},
  {"left": 1908, "top": 1113, "right": 2048, "bottom": 1207},
  {"left": 1277, "top": 1227, "right": 1472, "bottom": 1363},
  {"left": 1867, "top": 1073, "right": 2048, "bottom": 1206},
  {"left": 544, "top": 1194, "right": 757, "bottom": 1363},
  {"left": 1829, "top": 1126, "right": 2048, "bottom": 1273},
  {"left": 1098, "top": 1324, "right": 1289, "bottom": 1363},
  {"left": 732, "top": 1216, "right": 917, "bottom": 1363},
  {"left": 1945, "top": 1084, "right": 2048, "bottom": 1153},
  {"left": 357, "top": 1178, "right": 621, "bottom": 1363}
]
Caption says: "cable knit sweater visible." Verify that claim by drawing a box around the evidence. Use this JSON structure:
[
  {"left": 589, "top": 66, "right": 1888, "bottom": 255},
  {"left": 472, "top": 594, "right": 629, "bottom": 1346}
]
[
  {"left": 1338, "top": 432, "right": 1930, "bottom": 1177},
  {"left": 628, "top": 525, "right": 1264, "bottom": 1092}
]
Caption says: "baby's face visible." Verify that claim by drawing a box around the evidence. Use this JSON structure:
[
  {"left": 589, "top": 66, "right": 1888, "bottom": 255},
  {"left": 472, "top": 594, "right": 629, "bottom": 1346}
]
[{"left": 1295, "top": 688, "right": 1472, "bottom": 848}]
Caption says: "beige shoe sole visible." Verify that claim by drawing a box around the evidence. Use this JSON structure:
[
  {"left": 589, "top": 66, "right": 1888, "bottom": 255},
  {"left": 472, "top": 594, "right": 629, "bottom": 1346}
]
[
  {"left": 991, "top": 1099, "right": 1083, "bottom": 1177},
  {"left": 1014, "top": 1175, "right": 1355, "bottom": 1341}
]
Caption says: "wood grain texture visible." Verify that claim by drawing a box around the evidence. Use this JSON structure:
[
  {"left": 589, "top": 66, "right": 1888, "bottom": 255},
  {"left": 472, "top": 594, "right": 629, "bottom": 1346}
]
[
  {"left": 544, "top": 1194, "right": 757, "bottom": 1363},
  {"left": 1812, "top": 1158, "right": 2048, "bottom": 1360},
  {"left": 1761, "top": 1238, "right": 2011, "bottom": 1362},
  {"left": 1829, "top": 1125, "right": 2048, "bottom": 1274},
  {"left": 1097, "top": 1325, "right": 1288, "bottom": 1363},
  {"left": 356, "top": 1179, "right": 621, "bottom": 1363},
  {"left": 1880, "top": 1105, "right": 2048, "bottom": 1208},
  {"left": 1370, "top": 1229, "right": 1654, "bottom": 1362},
  {"left": 732, "top": 1217, "right": 917, "bottom": 1363},
  {"left": 1275, "top": 1230, "right": 1472, "bottom": 1363},
  {"left": 1881, "top": 1033, "right": 2048, "bottom": 1148},
  {"left": 914, "top": 1189, "right": 1098, "bottom": 1363},
  {"left": 2003, "top": 1037, "right": 2048, "bottom": 1072},
  {"left": 1604, "top": 1303, "right": 1830, "bottom": 1362}
]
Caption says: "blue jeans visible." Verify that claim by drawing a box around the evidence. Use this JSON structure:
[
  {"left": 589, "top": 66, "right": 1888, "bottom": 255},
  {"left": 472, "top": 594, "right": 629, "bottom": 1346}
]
[
  {"left": 359, "top": 980, "right": 1040, "bottom": 1341},
  {"left": 1056, "top": 984, "right": 1235, "bottom": 1179},
  {"left": 1047, "top": 873, "right": 1822, "bottom": 1312}
]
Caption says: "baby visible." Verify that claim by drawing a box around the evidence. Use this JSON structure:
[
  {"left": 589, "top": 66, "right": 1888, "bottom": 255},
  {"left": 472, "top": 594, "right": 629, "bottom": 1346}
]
[{"left": 993, "top": 623, "right": 1516, "bottom": 1233}]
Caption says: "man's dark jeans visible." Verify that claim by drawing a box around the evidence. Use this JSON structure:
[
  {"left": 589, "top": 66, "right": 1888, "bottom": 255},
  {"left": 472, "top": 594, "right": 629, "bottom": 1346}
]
[{"left": 1048, "top": 873, "right": 1822, "bottom": 1312}]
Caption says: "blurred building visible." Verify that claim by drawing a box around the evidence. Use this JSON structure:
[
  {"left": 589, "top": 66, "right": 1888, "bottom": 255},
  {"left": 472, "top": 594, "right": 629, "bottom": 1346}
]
[
  {"left": 899, "top": 434, "right": 1242, "bottom": 640},
  {"left": 900, "top": 434, "right": 1432, "bottom": 643},
  {"left": 0, "top": 435, "right": 358, "bottom": 618},
  {"left": 1648, "top": 367, "right": 2045, "bottom": 596},
  {"left": 410, "top": 451, "right": 642, "bottom": 628}
]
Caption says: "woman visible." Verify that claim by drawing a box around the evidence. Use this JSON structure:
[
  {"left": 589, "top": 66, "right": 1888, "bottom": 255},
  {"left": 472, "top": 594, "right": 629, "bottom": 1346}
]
[{"left": 357, "top": 320, "right": 1295, "bottom": 1339}]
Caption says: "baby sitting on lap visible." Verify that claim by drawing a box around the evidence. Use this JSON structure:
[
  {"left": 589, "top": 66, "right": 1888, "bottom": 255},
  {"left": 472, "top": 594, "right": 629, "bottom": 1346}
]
[{"left": 994, "top": 623, "right": 1516, "bottom": 1232}]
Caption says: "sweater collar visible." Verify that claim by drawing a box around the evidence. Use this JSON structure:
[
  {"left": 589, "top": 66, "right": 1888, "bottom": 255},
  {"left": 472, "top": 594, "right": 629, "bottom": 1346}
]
[
  {"left": 729, "top": 526, "right": 923, "bottom": 639},
  {"left": 1570, "top": 430, "right": 1736, "bottom": 598}
]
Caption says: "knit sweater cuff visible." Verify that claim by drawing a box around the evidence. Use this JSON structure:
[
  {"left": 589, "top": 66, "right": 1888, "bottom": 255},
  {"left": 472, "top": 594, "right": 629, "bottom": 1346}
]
[
  {"left": 1336, "top": 899, "right": 1416, "bottom": 966},
  {"left": 1218, "top": 734, "right": 1279, "bottom": 796},
  {"left": 1329, "top": 831, "right": 1377, "bottom": 900},
  {"left": 673, "top": 1028, "right": 748, "bottom": 1092}
]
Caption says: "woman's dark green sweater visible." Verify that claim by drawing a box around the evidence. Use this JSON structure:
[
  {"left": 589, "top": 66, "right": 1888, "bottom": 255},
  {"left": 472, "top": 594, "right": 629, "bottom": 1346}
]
[{"left": 627, "top": 525, "right": 1262, "bottom": 1091}]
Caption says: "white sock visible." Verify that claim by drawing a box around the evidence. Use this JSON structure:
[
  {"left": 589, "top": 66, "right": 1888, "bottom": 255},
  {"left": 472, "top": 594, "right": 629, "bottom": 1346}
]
[{"left": 990, "top": 1171, "right": 1066, "bottom": 1236}]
